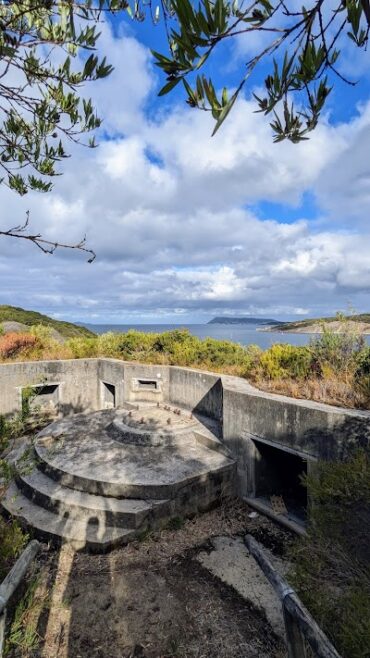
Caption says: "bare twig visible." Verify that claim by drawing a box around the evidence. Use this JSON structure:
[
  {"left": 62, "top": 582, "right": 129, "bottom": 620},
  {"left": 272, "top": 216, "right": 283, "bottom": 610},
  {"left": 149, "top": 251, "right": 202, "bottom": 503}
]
[{"left": 0, "top": 211, "right": 96, "bottom": 262}]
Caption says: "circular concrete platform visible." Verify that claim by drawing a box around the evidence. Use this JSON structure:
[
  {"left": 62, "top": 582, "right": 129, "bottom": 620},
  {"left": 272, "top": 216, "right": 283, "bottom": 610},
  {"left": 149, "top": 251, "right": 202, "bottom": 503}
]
[
  {"left": 34, "top": 407, "right": 234, "bottom": 499},
  {"left": 3, "top": 404, "right": 236, "bottom": 551},
  {"left": 109, "top": 405, "right": 198, "bottom": 447}
]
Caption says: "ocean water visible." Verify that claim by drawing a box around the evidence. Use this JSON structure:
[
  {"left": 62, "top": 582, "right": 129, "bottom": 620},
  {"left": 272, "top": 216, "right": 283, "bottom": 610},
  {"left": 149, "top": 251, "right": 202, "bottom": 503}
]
[{"left": 82, "top": 322, "right": 320, "bottom": 350}]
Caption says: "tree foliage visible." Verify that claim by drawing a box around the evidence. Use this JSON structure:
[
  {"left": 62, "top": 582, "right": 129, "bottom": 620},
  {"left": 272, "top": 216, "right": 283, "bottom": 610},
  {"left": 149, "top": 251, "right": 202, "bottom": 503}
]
[
  {"left": 0, "top": 0, "right": 129, "bottom": 196},
  {"left": 1, "top": 0, "right": 369, "bottom": 193},
  {"left": 146, "top": 0, "right": 370, "bottom": 141},
  {"left": 1, "top": 1, "right": 369, "bottom": 256}
]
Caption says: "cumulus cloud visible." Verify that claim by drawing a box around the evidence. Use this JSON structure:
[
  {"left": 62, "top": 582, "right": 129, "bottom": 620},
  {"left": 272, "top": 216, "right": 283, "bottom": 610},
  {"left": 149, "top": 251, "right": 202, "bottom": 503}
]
[{"left": 1, "top": 20, "right": 370, "bottom": 323}]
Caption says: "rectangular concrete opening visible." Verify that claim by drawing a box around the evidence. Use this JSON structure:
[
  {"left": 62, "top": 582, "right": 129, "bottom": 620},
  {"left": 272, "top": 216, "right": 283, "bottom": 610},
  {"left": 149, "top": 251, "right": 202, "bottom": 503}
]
[
  {"left": 102, "top": 382, "right": 116, "bottom": 409},
  {"left": 23, "top": 384, "right": 59, "bottom": 412},
  {"left": 253, "top": 440, "right": 308, "bottom": 524},
  {"left": 138, "top": 379, "right": 158, "bottom": 390}
]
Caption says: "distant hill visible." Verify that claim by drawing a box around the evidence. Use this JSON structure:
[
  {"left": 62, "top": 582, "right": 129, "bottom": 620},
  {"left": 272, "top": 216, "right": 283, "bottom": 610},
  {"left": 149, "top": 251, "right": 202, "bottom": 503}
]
[
  {"left": 207, "top": 316, "right": 282, "bottom": 326},
  {"left": 0, "top": 305, "right": 95, "bottom": 339},
  {"left": 267, "top": 314, "right": 370, "bottom": 334}
]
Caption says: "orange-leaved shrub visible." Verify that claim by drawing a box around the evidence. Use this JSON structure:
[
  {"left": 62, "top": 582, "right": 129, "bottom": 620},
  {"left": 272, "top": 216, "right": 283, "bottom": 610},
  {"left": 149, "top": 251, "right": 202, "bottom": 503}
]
[{"left": 0, "top": 332, "right": 38, "bottom": 359}]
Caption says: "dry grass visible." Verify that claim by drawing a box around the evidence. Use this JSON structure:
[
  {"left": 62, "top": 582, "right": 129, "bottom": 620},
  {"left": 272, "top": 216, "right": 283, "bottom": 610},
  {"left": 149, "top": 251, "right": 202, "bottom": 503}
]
[
  {"left": 254, "top": 375, "right": 369, "bottom": 409},
  {"left": 1, "top": 327, "right": 369, "bottom": 410}
]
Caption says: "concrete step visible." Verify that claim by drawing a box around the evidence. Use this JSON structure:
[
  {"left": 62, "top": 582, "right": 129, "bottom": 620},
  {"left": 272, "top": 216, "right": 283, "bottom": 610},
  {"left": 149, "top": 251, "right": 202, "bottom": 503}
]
[
  {"left": 193, "top": 430, "right": 232, "bottom": 457},
  {"left": 34, "top": 437, "right": 236, "bottom": 500},
  {"left": 16, "top": 469, "right": 166, "bottom": 529},
  {"left": 2, "top": 482, "right": 136, "bottom": 552}
]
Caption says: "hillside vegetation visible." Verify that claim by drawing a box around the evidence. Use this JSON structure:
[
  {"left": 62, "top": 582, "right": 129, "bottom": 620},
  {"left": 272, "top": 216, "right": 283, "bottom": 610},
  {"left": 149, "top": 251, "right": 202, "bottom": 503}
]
[
  {"left": 1, "top": 320, "right": 370, "bottom": 409},
  {"left": 275, "top": 313, "right": 370, "bottom": 334},
  {"left": 0, "top": 306, "right": 95, "bottom": 339}
]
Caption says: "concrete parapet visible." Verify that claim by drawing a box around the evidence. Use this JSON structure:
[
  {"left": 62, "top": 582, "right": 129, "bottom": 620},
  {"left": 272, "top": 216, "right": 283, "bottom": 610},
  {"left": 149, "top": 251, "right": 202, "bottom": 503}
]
[{"left": 1, "top": 358, "right": 369, "bottom": 513}]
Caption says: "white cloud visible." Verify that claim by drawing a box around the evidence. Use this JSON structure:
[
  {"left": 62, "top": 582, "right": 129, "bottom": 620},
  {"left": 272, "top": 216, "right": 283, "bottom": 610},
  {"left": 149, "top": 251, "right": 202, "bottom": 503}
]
[{"left": 1, "top": 21, "right": 370, "bottom": 323}]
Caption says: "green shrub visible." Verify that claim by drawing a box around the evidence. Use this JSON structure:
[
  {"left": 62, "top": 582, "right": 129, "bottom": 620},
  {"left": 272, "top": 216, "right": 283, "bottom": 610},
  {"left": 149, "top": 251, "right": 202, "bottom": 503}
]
[
  {"left": 28, "top": 324, "right": 53, "bottom": 343},
  {"left": 116, "top": 330, "right": 157, "bottom": 357},
  {"left": 96, "top": 331, "right": 123, "bottom": 357},
  {"left": 291, "top": 451, "right": 370, "bottom": 658},
  {"left": 355, "top": 346, "right": 370, "bottom": 378},
  {"left": 195, "top": 337, "right": 250, "bottom": 368},
  {"left": 170, "top": 339, "right": 199, "bottom": 366},
  {"left": 152, "top": 329, "right": 193, "bottom": 355},
  {"left": 96, "top": 330, "right": 156, "bottom": 359},
  {"left": 257, "top": 344, "right": 312, "bottom": 380},
  {"left": 67, "top": 336, "right": 98, "bottom": 358},
  {"left": 310, "top": 324, "right": 365, "bottom": 376},
  {"left": 0, "top": 516, "right": 28, "bottom": 581}
]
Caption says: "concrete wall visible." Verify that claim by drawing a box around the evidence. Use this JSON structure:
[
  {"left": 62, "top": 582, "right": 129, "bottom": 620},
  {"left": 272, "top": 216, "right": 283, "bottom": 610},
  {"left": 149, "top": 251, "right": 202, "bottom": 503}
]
[
  {"left": 97, "top": 359, "right": 125, "bottom": 408},
  {"left": 0, "top": 359, "right": 99, "bottom": 416},
  {"left": 169, "top": 367, "right": 223, "bottom": 420},
  {"left": 123, "top": 363, "right": 169, "bottom": 403},
  {"left": 221, "top": 374, "right": 370, "bottom": 496},
  {"left": 0, "top": 359, "right": 369, "bottom": 500}
]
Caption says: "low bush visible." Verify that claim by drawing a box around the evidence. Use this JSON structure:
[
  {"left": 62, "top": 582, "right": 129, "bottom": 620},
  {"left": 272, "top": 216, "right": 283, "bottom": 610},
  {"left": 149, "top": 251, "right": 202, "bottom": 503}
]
[
  {"left": 114, "top": 329, "right": 158, "bottom": 358},
  {"left": 310, "top": 324, "right": 365, "bottom": 376},
  {"left": 0, "top": 516, "right": 28, "bottom": 581},
  {"left": 256, "top": 344, "right": 312, "bottom": 380},
  {"left": 291, "top": 451, "right": 370, "bottom": 658},
  {"left": 195, "top": 337, "right": 252, "bottom": 369},
  {"left": 0, "top": 322, "right": 370, "bottom": 408},
  {"left": 355, "top": 346, "right": 370, "bottom": 378},
  {"left": 0, "top": 333, "right": 38, "bottom": 360},
  {"left": 67, "top": 336, "right": 98, "bottom": 359}
]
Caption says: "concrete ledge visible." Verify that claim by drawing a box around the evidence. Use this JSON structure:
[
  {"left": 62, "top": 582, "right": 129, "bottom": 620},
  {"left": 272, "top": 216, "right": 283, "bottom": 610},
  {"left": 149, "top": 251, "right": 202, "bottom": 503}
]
[{"left": 1, "top": 358, "right": 369, "bottom": 508}]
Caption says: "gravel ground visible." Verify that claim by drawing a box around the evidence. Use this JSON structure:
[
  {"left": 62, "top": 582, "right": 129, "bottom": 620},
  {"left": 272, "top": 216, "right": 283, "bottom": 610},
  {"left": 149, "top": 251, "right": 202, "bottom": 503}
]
[{"left": 8, "top": 499, "right": 292, "bottom": 658}]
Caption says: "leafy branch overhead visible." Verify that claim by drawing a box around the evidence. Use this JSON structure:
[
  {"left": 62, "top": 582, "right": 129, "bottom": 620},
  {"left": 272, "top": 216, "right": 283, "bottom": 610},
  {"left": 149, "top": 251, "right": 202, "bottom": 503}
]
[
  {"left": 0, "top": 1, "right": 369, "bottom": 260},
  {"left": 148, "top": 0, "right": 370, "bottom": 142},
  {"left": 1, "top": 0, "right": 369, "bottom": 196},
  {"left": 0, "top": 0, "right": 129, "bottom": 196}
]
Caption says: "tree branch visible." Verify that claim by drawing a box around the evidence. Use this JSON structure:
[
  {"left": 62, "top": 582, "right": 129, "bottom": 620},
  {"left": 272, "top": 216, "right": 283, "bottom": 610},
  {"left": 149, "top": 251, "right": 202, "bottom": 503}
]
[
  {"left": 361, "top": 0, "right": 370, "bottom": 27},
  {"left": 0, "top": 211, "right": 96, "bottom": 262}
]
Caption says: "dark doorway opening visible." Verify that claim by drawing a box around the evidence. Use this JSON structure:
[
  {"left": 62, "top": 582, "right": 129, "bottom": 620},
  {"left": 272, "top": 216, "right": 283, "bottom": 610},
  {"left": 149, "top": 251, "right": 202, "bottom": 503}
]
[
  {"left": 102, "top": 382, "right": 116, "bottom": 409},
  {"left": 23, "top": 383, "right": 59, "bottom": 411},
  {"left": 253, "top": 440, "right": 308, "bottom": 524}
]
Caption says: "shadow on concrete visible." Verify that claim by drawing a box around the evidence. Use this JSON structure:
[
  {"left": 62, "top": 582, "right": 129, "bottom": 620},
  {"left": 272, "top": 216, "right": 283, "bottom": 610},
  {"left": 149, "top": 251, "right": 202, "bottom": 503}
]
[
  {"left": 3, "top": 393, "right": 369, "bottom": 657},
  {"left": 192, "top": 379, "right": 223, "bottom": 437}
]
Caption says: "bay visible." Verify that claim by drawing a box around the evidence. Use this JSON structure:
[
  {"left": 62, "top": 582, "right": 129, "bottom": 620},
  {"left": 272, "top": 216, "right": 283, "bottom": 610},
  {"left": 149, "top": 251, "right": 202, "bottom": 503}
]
[{"left": 82, "top": 322, "right": 322, "bottom": 349}]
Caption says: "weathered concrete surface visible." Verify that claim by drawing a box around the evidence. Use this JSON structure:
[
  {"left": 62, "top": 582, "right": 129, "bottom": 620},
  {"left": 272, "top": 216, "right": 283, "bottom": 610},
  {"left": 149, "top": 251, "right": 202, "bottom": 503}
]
[
  {"left": 222, "top": 374, "right": 370, "bottom": 458},
  {"left": 3, "top": 483, "right": 137, "bottom": 551},
  {"left": 197, "top": 536, "right": 288, "bottom": 638},
  {"left": 97, "top": 358, "right": 125, "bottom": 408},
  {"left": 123, "top": 363, "right": 169, "bottom": 403},
  {"left": 34, "top": 409, "right": 235, "bottom": 499},
  {"left": 0, "top": 359, "right": 99, "bottom": 416},
  {"left": 169, "top": 367, "right": 223, "bottom": 420},
  {"left": 221, "top": 374, "right": 370, "bottom": 497},
  {"left": 2, "top": 404, "right": 236, "bottom": 550},
  {"left": 16, "top": 469, "right": 160, "bottom": 528},
  {"left": 1, "top": 358, "right": 369, "bottom": 508}
]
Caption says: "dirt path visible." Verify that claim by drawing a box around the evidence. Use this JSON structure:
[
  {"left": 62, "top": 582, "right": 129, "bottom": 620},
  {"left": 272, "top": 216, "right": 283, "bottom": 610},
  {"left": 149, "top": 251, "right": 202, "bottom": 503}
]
[{"left": 13, "top": 500, "right": 291, "bottom": 658}]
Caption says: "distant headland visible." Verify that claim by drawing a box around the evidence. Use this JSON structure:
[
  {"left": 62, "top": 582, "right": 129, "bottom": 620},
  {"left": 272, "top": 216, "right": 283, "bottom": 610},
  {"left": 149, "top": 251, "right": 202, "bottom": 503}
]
[
  {"left": 207, "top": 316, "right": 282, "bottom": 326},
  {"left": 265, "top": 313, "right": 370, "bottom": 334}
]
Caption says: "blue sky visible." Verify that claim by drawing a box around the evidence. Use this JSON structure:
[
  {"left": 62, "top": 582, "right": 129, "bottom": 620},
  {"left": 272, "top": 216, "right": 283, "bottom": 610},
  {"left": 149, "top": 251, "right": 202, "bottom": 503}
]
[{"left": 1, "top": 4, "right": 370, "bottom": 324}]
